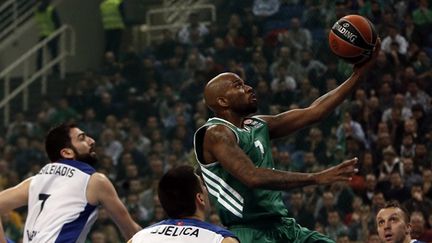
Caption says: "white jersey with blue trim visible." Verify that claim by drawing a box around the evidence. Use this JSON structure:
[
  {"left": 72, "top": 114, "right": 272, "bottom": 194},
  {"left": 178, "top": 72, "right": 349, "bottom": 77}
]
[
  {"left": 130, "top": 218, "right": 238, "bottom": 243},
  {"left": 23, "top": 159, "right": 98, "bottom": 243}
]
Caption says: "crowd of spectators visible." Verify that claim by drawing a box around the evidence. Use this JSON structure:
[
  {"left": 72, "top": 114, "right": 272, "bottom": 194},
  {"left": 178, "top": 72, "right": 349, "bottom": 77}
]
[{"left": 1, "top": 0, "right": 432, "bottom": 242}]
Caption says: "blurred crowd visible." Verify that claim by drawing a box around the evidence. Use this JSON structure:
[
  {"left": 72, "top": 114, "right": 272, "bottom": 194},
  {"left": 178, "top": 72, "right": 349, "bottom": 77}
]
[{"left": 1, "top": 0, "right": 432, "bottom": 242}]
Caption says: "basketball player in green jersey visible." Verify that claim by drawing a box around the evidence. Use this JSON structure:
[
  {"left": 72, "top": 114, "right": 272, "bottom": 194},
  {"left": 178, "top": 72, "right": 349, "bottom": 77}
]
[{"left": 193, "top": 41, "right": 381, "bottom": 242}]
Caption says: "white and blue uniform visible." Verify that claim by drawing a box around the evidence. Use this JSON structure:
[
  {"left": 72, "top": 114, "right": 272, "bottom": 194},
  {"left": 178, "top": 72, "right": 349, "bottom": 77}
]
[
  {"left": 24, "top": 159, "right": 98, "bottom": 243},
  {"left": 130, "top": 218, "right": 239, "bottom": 243}
]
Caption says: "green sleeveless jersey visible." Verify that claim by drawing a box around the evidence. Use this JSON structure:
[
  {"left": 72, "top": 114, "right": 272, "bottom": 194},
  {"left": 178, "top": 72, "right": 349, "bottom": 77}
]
[{"left": 193, "top": 117, "right": 288, "bottom": 227}]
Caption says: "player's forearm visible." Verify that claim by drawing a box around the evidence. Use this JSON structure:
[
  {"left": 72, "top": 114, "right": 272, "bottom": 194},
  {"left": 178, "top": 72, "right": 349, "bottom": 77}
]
[
  {"left": 309, "top": 71, "right": 362, "bottom": 117},
  {"left": 247, "top": 168, "right": 318, "bottom": 190}
]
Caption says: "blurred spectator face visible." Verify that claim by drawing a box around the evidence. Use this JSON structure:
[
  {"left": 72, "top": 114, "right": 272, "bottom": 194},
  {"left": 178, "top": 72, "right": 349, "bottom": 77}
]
[
  {"left": 404, "top": 119, "right": 417, "bottom": 134},
  {"left": 228, "top": 14, "right": 241, "bottom": 29},
  {"left": 214, "top": 38, "right": 225, "bottom": 50},
  {"left": 150, "top": 158, "right": 164, "bottom": 177},
  {"left": 278, "top": 151, "right": 291, "bottom": 167},
  {"left": 410, "top": 212, "right": 426, "bottom": 239},
  {"left": 389, "top": 172, "right": 403, "bottom": 188},
  {"left": 362, "top": 152, "right": 374, "bottom": 168},
  {"left": 410, "top": 185, "right": 423, "bottom": 199},
  {"left": 290, "top": 192, "right": 303, "bottom": 209},
  {"left": 303, "top": 152, "right": 316, "bottom": 167},
  {"left": 322, "top": 191, "right": 334, "bottom": 208},
  {"left": 402, "top": 157, "right": 414, "bottom": 173},
  {"left": 355, "top": 88, "right": 366, "bottom": 101},
  {"left": 328, "top": 211, "right": 341, "bottom": 226},
  {"left": 403, "top": 66, "right": 416, "bottom": 80},
  {"left": 403, "top": 133, "right": 414, "bottom": 146},
  {"left": 368, "top": 96, "right": 380, "bottom": 110},
  {"left": 372, "top": 192, "right": 386, "bottom": 209},
  {"left": 146, "top": 116, "right": 159, "bottom": 130},
  {"left": 415, "top": 144, "right": 427, "bottom": 158},
  {"left": 422, "top": 169, "right": 432, "bottom": 182},
  {"left": 379, "top": 82, "right": 392, "bottom": 96},
  {"left": 290, "top": 17, "right": 301, "bottom": 31},
  {"left": 393, "top": 94, "right": 405, "bottom": 108},
  {"left": 366, "top": 174, "right": 377, "bottom": 191},
  {"left": 279, "top": 47, "right": 291, "bottom": 59},
  {"left": 125, "top": 164, "right": 138, "bottom": 178},
  {"left": 377, "top": 132, "right": 391, "bottom": 147}
]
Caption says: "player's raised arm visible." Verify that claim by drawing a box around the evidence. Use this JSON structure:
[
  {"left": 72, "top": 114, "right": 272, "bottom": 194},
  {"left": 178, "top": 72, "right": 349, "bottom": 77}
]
[
  {"left": 203, "top": 124, "right": 357, "bottom": 190},
  {"left": 87, "top": 173, "right": 141, "bottom": 240},
  {"left": 258, "top": 38, "right": 381, "bottom": 139}
]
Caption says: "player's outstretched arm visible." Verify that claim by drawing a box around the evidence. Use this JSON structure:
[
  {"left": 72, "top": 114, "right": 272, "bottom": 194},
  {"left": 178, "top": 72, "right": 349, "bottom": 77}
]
[
  {"left": 258, "top": 39, "right": 381, "bottom": 139},
  {"left": 0, "top": 178, "right": 31, "bottom": 214},
  {"left": 87, "top": 173, "right": 141, "bottom": 240},
  {"left": 204, "top": 125, "right": 357, "bottom": 190}
]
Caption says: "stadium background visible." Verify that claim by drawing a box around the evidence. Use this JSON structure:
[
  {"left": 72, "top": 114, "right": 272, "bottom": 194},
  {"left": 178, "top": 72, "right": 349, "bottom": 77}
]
[{"left": 0, "top": 0, "right": 431, "bottom": 242}]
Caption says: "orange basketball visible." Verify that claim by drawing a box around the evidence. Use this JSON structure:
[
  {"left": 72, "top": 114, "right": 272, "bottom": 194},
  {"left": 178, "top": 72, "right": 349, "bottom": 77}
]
[{"left": 328, "top": 15, "right": 378, "bottom": 64}]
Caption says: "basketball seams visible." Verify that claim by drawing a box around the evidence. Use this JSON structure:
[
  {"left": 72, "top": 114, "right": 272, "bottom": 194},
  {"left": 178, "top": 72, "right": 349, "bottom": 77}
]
[
  {"left": 342, "top": 17, "right": 372, "bottom": 44},
  {"left": 330, "top": 30, "right": 370, "bottom": 57},
  {"left": 328, "top": 14, "right": 377, "bottom": 64}
]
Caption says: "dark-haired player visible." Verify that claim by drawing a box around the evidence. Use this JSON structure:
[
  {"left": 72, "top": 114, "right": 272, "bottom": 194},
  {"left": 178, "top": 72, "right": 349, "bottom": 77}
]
[
  {"left": 128, "top": 165, "right": 239, "bottom": 243},
  {"left": 0, "top": 123, "right": 140, "bottom": 242}
]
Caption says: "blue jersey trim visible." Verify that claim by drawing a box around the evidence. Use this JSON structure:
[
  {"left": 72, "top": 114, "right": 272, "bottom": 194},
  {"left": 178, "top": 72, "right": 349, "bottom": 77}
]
[
  {"left": 54, "top": 203, "right": 97, "bottom": 243},
  {"left": 146, "top": 218, "right": 238, "bottom": 239},
  {"left": 58, "top": 159, "right": 96, "bottom": 175}
]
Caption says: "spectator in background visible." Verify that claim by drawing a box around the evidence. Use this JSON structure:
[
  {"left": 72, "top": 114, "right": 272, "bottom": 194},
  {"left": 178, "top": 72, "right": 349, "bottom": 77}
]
[
  {"left": 381, "top": 93, "right": 412, "bottom": 123},
  {"left": 287, "top": 189, "right": 315, "bottom": 229},
  {"left": 403, "top": 184, "right": 432, "bottom": 217},
  {"left": 177, "top": 13, "right": 209, "bottom": 47},
  {"left": 35, "top": 0, "right": 61, "bottom": 73},
  {"left": 325, "top": 209, "right": 349, "bottom": 241},
  {"left": 401, "top": 157, "right": 422, "bottom": 190},
  {"left": 385, "top": 171, "right": 410, "bottom": 204},
  {"left": 381, "top": 24, "right": 409, "bottom": 56},
  {"left": 410, "top": 211, "right": 432, "bottom": 242},
  {"left": 100, "top": 0, "right": 125, "bottom": 58},
  {"left": 278, "top": 17, "right": 312, "bottom": 56},
  {"left": 411, "top": 0, "right": 432, "bottom": 47},
  {"left": 405, "top": 81, "right": 431, "bottom": 112}
]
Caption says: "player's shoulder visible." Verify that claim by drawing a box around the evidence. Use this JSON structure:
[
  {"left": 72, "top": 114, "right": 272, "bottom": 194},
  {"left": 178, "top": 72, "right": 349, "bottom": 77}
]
[
  {"left": 222, "top": 237, "right": 240, "bottom": 243},
  {"left": 179, "top": 219, "right": 237, "bottom": 239}
]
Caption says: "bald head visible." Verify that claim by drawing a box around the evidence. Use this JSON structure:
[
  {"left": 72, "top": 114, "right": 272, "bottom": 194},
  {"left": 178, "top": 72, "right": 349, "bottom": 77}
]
[{"left": 204, "top": 72, "right": 240, "bottom": 112}]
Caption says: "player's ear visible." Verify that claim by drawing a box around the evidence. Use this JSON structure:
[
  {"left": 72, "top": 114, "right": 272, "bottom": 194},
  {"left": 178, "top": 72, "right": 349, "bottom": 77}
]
[
  {"left": 196, "top": 192, "right": 205, "bottom": 206},
  {"left": 217, "top": 97, "right": 229, "bottom": 108},
  {"left": 406, "top": 222, "right": 411, "bottom": 236},
  {"left": 60, "top": 148, "right": 75, "bottom": 159}
]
